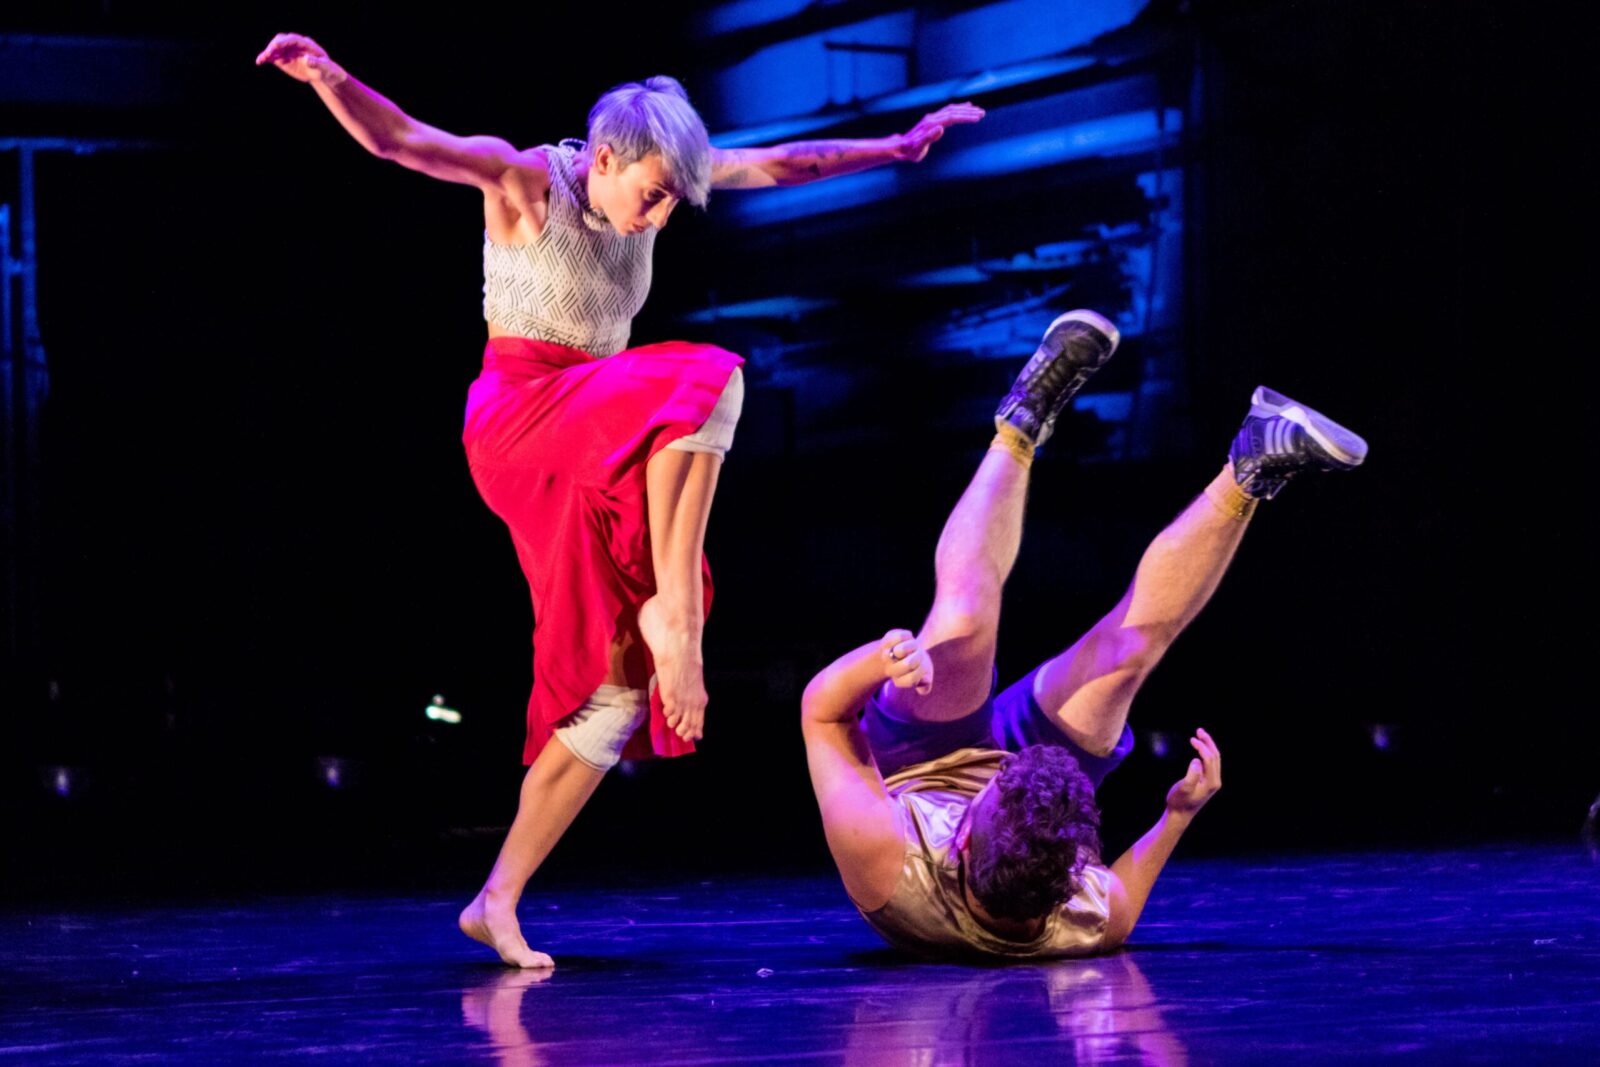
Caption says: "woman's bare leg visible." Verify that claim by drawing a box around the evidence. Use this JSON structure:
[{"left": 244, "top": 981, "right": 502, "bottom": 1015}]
[
  {"left": 637, "top": 448, "right": 723, "bottom": 742},
  {"left": 459, "top": 739, "right": 606, "bottom": 968},
  {"left": 462, "top": 446, "right": 723, "bottom": 966}
]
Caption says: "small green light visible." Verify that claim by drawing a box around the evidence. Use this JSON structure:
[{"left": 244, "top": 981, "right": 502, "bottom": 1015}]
[{"left": 426, "top": 694, "right": 462, "bottom": 724}]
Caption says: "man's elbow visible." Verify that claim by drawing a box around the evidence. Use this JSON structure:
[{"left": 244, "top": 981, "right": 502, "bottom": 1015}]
[
  {"left": 799, "top": 674, "right": 829, "bottom": 725},
  {"left": 1101, "top": 879, "right": 1136, "bottom": 948}
]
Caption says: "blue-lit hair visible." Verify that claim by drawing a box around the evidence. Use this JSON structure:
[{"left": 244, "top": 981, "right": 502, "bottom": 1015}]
[{"left": 586, "top": 76, "right": 711, "bottom": 207}]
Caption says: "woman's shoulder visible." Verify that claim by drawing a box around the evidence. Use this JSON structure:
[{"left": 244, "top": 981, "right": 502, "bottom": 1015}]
[
  {"left": 481, "top": 144, "right": 558, "bottom": 245},
  {"left": 501, "top": 143, "right": 552, "bottom": 179},
  {"left": 541, "top": 140, "right": 584, "bottom": 177}
]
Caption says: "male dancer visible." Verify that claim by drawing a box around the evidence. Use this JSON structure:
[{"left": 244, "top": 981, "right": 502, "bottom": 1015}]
[{"left": 801, "top": 311, "right": 1367, "bottom": 958}]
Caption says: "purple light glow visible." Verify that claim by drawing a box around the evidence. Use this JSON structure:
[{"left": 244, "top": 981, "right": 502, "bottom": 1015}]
[{"left": 317, "top": 757, "right": 345, "bottom": 789}]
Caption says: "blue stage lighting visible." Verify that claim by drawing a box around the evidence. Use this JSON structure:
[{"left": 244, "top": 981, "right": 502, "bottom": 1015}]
[
  {"left": 696, "top": 0, "right": 813, "bottom": 38},
  {"left": 1073, "top": 391, "right": 1133, "bottom": 422},
  {"left": 680, "top": 295, "right": 838, "bottom": 324},
  {"left": 936, "top": 110, "right": 1182, "bottom": 181},
  {"left": 721, "top": 169, "right": 902, "bottom": 227}
]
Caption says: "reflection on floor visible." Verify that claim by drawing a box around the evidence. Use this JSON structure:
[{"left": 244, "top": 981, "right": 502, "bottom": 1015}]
[{"left": 4, "top": 844, "right": 1597, "bottom": 1064}]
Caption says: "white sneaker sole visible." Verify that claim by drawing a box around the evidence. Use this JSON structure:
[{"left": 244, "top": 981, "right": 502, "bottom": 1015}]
[
  {"left": 1250, "top": 386, "right": 1368, "bottom": 467},
  {"left": 1042, "top": 309, "right": 1122, "bottom": 357}
]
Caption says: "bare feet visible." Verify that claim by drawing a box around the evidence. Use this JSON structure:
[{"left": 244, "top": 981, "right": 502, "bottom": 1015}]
[
  {"left": 459, "top": 889, "right": 555, "bottom": 969},
  {"left": 637, "top": 595, "right": 707, "bottom": 741}
]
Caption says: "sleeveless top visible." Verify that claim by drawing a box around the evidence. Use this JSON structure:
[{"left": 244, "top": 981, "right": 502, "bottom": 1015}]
[
  {"left": 482, "top": 140, "right": 655, "bottom": 359},
  {"left": 856, "top": 747, "right": 1113, "bottom": 960}
]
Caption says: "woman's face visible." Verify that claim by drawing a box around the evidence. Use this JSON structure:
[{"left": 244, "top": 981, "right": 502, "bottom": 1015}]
[{"left": 589, "top": 146, "right": 681, "bottom": 236}]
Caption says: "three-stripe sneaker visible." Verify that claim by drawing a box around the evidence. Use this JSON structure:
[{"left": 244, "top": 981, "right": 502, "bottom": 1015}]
[
  {"left": 1229, "top": 386, "right": 1369, "bottom": 499},
  {"left": 995, "top": 310, "right": 1121, "bottom": 448}
]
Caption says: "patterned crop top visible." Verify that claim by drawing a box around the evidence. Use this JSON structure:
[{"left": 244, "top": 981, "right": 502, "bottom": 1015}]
[{"left": 482, "top": 140, "right": 655, "bottom": 359}]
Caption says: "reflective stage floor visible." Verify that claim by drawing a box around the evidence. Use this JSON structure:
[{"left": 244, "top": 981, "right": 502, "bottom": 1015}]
[{"left": 4, "top": 844, "right": 1596, "bottom": 1064}]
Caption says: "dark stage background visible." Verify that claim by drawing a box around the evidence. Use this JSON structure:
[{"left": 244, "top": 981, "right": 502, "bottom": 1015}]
[{"left": 2, "top": 1, "right": 1588, "bottom": 900}]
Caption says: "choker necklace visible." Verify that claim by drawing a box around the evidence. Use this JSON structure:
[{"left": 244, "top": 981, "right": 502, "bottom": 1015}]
[{"left": 562, "top": 138, "right": 609, "bottom": 228}]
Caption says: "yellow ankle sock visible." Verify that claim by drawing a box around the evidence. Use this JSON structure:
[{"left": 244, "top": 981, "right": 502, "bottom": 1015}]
[
  {"left": 991, "top": 421, "right": 1035, "bottom": 468},
  {"left": 1205, "top": 472, "right": 1259, "bottom": 521}
]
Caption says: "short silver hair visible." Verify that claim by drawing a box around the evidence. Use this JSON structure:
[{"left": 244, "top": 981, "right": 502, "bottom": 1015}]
[{"left": 586, "top": 76, "right": 711, "bottom": 207}]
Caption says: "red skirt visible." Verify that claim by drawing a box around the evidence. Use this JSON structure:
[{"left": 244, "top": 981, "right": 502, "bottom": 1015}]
[{"left": 462, "top": 336, "right": 745, "bottom": 765}]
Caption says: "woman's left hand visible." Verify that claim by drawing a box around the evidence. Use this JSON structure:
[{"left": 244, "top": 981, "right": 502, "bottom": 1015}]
[{"left": 895, "top": 102, "right": 987, "bottom": 162}]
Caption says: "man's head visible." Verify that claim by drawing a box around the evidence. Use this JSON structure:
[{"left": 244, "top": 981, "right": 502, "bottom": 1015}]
[
  {"left": 962, "top": 745, "right": 1102, "bottom": 923},
  {"left": 584, "top": 75, "right": 711, "bottom": 232}
]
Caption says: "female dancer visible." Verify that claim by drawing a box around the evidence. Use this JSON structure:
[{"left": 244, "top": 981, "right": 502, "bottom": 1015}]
[{"left": 256, "top": 33, "right": 981, "bottom": 967}]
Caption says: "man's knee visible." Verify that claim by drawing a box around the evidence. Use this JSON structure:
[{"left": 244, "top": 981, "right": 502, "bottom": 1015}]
[
  {"left": 1096, "top": 620, "right": 1176, "bottom": 681},
  {"left": 922, "top": 599, "right": 998, "bottom": 650},
  {"left": 1037, "top": 621, "right": 1173, "bottom": 725}
]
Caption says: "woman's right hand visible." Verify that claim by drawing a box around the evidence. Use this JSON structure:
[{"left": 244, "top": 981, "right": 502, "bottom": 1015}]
[{"left": 255, "top": 33, "right": 346, "bottom": 86}]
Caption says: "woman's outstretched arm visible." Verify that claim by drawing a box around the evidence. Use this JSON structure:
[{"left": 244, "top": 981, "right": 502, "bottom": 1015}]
[
  {"left": 255, "top": 33, "right": 547, "bottom": 205},
  {"left": 709, "top": 102, "right": 985, "bottom": 190}
]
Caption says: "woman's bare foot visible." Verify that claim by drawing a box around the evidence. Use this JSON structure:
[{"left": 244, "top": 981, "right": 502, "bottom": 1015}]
[
  {"left": 637, "top": 595, "right": 707, "bottom": 741},
  {"left": 459, "top": 889, "right": 555, "bottom": 969}
]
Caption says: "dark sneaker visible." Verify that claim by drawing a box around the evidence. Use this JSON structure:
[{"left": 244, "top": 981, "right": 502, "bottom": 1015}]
[
  {"left": 994, "top": 309, "right": 1121, "bottom": 447},
  {"left": 1230, "top": 386, "right": 1369, "bottom": 499}
]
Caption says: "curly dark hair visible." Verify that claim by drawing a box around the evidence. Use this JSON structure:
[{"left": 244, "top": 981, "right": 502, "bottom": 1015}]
[{"left": 965, "top": 745, "right": 1102, "bottom": 922}]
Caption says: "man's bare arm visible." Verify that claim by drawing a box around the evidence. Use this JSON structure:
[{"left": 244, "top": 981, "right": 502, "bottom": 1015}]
[
  {"left": 710, "top": 102, "right": 985, "bottom": 189},
  {"left": 801, "top": 629, "right": 933, "bottom": 909},
  {"left": 803, "top": 628, "right": 932, "bottom": 725},
  {"left": 1103, "top": 728, "right": 1222, "bottom": 947}
]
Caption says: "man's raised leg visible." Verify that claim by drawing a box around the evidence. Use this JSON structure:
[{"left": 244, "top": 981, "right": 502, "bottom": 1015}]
[
  {"left": 1035, "top": 387, "right": 1368, "bottom": 754},
  {"left": 1034, "top": 466, "right": 1254, "bottom": 755},
  {"left": 881, "top": 310, "right": 1121, "bottom": 723},
  {"left": 884, "top": 446, "right": 1033, "bottom": 722}
]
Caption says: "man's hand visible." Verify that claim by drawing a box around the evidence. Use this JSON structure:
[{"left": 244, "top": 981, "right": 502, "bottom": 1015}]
[
  {"left": 1106, "top": 728, "right": 1222, "bottom": 947},
  {"left": 880, "top": 628, "right": 933, "bottom": 695},
  {"left": 895, "top": 102, "right": 986, "bottom": 162},
  {"left": 1164, "top": 727, "right": 1222, "bottom": 816},
  {"left": 256, "top": 33, "right": 347, "bottom": 87}
]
